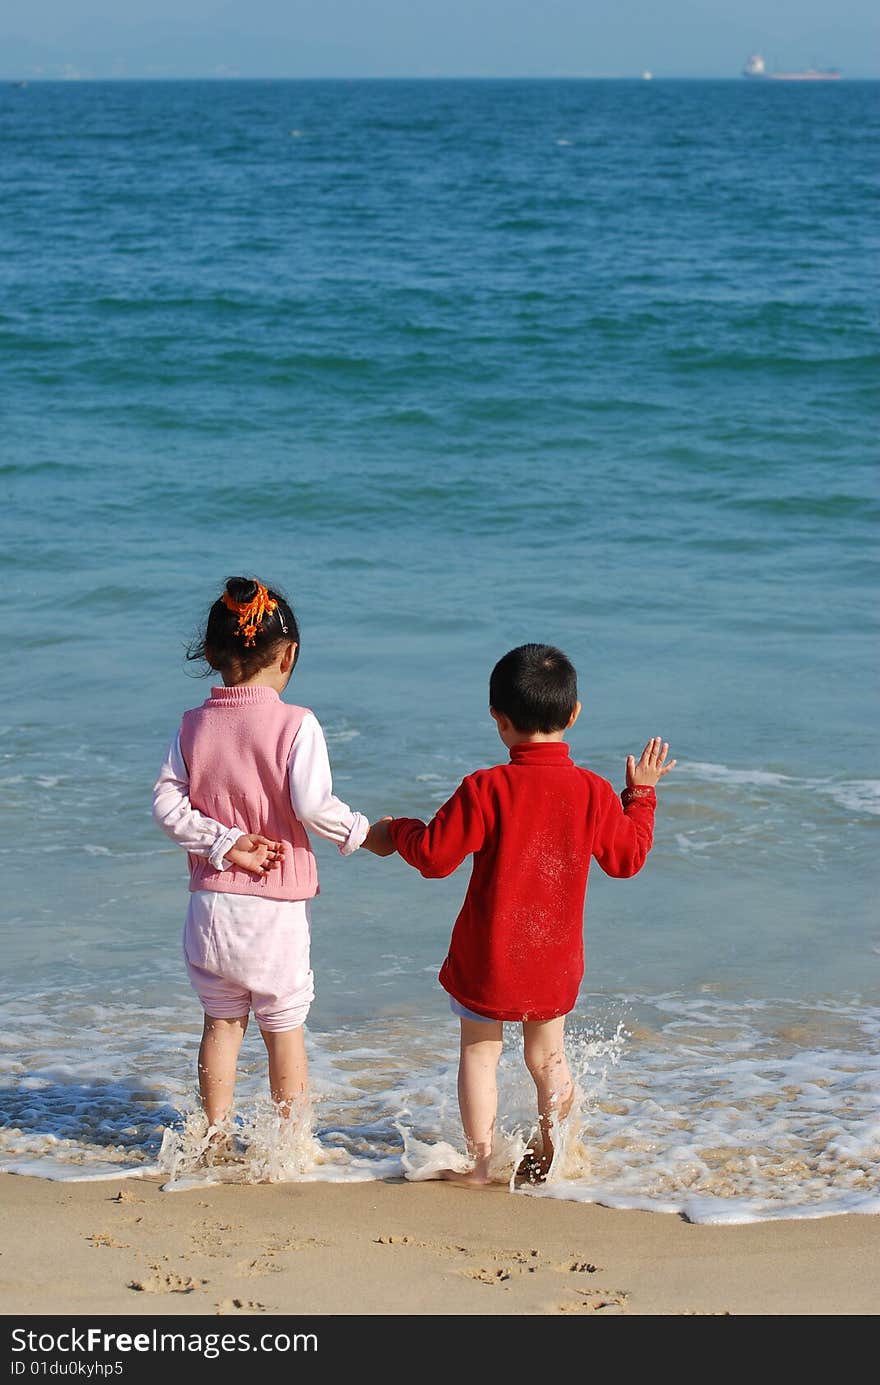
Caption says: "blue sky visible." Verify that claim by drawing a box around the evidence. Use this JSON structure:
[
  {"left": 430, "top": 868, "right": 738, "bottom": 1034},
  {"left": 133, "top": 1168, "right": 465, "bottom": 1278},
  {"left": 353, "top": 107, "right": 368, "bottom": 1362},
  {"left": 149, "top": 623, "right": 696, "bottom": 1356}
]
[{"left": 4, "top": 1, "right": 878, "bottom": 79}]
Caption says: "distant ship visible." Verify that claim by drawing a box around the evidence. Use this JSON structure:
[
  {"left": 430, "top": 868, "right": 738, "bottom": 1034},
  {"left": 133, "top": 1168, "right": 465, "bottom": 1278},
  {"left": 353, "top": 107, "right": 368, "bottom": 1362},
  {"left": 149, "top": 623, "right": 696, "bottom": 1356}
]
[{"left": 742, "top": 52, "right": 841, "bottom": 81}]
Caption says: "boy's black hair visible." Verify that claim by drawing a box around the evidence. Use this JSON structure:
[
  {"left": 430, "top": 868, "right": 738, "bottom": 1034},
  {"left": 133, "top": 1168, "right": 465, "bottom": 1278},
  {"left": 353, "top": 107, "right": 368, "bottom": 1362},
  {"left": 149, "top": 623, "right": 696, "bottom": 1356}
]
[
  {"left": 489, "top": 643, "right": 578, "bottom": 734},
  {"left": 187, "top": 577, "right": 300, "bottom": 681}
]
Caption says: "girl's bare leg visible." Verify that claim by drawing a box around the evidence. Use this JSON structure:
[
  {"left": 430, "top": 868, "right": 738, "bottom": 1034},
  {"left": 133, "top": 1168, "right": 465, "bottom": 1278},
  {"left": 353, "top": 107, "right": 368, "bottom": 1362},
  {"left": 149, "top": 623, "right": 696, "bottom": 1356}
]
[
  {"left": 439, "top": 1018, "right": 504, "bottom": 1187},
  {"left": 520, "top": 1016, "right": 574, "bottom": 1181},
  {"left": 261, "top": 1026, "right": 309, "bottom": 1117},
  {"left": 198, "top": 1015, "right": 247, "bottom": 1126}
]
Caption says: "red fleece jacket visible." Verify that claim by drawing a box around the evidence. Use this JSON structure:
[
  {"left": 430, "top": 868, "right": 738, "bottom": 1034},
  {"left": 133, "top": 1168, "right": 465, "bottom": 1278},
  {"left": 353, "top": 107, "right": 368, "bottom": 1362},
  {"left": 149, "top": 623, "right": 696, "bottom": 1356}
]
[{"left": 388, "top": 741, "right": 656, "bottom": 1021}]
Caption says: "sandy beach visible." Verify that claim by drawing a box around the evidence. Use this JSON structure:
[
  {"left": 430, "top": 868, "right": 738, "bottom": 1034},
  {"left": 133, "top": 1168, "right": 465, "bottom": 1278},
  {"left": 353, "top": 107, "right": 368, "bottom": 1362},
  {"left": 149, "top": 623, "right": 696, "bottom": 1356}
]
[{"left": 1, "top": 1173, "right": 877, "bottom": 1317}]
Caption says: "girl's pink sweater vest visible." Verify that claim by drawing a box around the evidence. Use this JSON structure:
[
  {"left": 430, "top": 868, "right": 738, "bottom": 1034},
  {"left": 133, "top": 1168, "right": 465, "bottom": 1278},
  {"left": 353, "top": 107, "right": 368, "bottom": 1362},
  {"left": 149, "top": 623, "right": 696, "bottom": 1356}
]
[{"left": 178, "top": 685, "right": 318, "bottom": 900}]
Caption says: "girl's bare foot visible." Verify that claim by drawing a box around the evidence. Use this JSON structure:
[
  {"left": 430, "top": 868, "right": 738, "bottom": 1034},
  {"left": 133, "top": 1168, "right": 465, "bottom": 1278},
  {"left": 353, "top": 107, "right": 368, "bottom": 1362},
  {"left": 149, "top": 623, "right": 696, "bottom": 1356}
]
[{"left": 203, "top": 1126, "right": 239, "bottom": 1166}]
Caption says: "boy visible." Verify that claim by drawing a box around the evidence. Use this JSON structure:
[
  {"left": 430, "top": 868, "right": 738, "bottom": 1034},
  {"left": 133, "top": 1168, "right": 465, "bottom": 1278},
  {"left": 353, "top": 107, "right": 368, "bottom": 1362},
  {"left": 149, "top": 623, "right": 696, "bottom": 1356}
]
[{"left": 371, "top": 643, "right": 674, "bottom": 1187}]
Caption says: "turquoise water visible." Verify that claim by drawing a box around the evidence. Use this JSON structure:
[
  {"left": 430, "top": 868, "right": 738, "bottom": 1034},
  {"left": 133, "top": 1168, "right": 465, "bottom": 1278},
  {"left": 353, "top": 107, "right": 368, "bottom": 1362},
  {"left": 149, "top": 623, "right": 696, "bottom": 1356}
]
[{"left": 1, "top": 79, "right": 878, "bottom": 1217}]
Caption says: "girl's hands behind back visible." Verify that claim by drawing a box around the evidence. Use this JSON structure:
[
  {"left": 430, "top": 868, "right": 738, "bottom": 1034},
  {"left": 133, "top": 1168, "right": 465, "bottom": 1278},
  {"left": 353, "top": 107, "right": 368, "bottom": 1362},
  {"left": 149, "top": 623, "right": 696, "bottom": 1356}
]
[
  {"left": 626, "top": 737, "right": 676, "bottom": 789},
  {"left": 226, "top": 834, "right": 285, "bottom": 876}
]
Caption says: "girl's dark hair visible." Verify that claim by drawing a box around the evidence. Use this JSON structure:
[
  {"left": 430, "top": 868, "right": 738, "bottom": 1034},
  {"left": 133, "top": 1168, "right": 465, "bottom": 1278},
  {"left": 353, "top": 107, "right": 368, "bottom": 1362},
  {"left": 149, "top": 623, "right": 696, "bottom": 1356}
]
[
  {"left": 489, "top": 643, "right": 578, "bottom": 733},
  {"left": 187, "top": 577, "right": 300, "bottom": 681}
]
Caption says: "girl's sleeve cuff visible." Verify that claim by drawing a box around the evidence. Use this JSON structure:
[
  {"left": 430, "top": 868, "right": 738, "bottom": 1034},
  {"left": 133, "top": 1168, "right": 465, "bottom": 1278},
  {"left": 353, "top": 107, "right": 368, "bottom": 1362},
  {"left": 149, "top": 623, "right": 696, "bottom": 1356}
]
[
  {"left": 209, "top": 827, "right": 245, "bottom": 870},
  {"left": 339, "top": 811, "right": 370, "bottom": 856}
]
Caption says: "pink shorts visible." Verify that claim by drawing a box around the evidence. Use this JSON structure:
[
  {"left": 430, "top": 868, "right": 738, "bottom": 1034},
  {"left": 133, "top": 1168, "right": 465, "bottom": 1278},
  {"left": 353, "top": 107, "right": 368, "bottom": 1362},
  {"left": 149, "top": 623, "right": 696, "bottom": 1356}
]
[{"left": 184, "top": 890, "right": 314, "bottom": 1034}]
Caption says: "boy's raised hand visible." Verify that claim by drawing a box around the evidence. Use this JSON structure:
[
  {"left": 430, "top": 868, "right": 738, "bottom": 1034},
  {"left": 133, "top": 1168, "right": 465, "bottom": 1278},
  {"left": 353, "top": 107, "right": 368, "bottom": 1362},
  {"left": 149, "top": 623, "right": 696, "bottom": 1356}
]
[
  {"left": 627, "top": 737, "right": 676, "bottom": 788},
  {"left": 226, "top": 834, "right": 285, "bottom": 876}
]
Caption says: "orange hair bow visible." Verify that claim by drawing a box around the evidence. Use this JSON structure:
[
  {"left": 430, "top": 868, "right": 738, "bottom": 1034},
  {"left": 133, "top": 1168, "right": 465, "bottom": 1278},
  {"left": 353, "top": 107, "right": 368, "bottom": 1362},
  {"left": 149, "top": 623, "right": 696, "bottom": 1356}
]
[{"left": 221, "top": 582, "right": 278, "bottom": 647}]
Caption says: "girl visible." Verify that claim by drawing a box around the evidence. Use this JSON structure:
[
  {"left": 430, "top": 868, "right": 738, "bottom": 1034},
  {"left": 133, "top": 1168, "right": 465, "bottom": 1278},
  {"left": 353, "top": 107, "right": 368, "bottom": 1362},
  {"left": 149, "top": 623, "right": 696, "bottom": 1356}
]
[{"left": 153, "top": 576, "right": 382, "bottom": 1136}]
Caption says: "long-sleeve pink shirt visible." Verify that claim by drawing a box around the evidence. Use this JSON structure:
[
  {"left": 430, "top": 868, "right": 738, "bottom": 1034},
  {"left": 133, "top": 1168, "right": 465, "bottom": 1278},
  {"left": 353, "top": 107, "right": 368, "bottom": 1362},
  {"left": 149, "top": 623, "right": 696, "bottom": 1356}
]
[{"left": 153, "top": 699, "right": 369, "bottom": 884}]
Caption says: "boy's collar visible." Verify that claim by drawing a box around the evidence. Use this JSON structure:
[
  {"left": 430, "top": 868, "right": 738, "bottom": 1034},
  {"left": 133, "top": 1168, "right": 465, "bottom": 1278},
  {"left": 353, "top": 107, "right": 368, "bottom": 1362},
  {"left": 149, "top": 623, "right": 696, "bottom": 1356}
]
[{"left": 508, "top": 741, "right": 571, "bottom": 764}]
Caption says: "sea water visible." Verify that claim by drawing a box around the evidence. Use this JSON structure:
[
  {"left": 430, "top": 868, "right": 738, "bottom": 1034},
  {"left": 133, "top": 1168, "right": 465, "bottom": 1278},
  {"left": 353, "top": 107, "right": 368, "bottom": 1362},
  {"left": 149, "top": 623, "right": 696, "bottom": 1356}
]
[{"left": 1, "top": 78, "right": 877, "bottom": 1221}]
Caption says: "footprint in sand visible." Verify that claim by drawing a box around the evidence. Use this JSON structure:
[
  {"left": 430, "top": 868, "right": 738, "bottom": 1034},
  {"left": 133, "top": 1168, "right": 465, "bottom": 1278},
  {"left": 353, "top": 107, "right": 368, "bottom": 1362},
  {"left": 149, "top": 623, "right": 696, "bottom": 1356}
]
[
  {"left": 461, "top": 1266, "right": 513, "bottom": 1285},
  {"left": 464, "top": 1248, "right": 542, "bottom": 1280},
  {"left": 236, "top": 1255, "right": 283, "bottom": 1278},
  {"left": 504, "top": 1248, "right": 541, "bottom": 1269},
  {"left": 190, "top": 1220, "right": 242, "bottom": 1255},
  {"left": 215, "top": 1298, "right": 267, "bottom": 1314},
  {"left": 87, "top": 1233, "right": 130, "bottom": 1249},
  {"left": 129, "top": 1271, "right": 208, "bottom": 1294},
  {"left": 459, "top": 1248, "right": 544, "bottom": 1285},
  {"left": 235, "top": 1233, "right": 328, "bottom": 1277},
  {"left": 374, "top": 1235, "right": 473, "bottom": 1257},
  {"left": 554, "top": 1287, "right": 628, "bottom": 1314}
]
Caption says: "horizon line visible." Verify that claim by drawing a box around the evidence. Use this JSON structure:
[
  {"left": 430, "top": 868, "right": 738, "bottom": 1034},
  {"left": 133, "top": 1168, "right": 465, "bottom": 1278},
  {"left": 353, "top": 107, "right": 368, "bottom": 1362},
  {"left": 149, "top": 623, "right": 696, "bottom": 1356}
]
[{"left": 7, "top": 73, "right": 876, "bottom": 84}]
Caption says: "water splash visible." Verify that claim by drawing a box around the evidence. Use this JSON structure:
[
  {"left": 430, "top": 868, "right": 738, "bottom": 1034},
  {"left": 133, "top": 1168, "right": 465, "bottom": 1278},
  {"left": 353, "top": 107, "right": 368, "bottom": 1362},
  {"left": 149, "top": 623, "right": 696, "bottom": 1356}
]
[
  {"left": 399, "top": 1124, "right": 529, "bottom": 1186},
  {"left": 158, "top": 1097, "right": 327, "bottom": 1189},
  {"left": 396, "top": 1022, "right": 628, "bottom": 1186},
  {"left": 3, "top": 999, "right": 879, "bottom": 1220}
]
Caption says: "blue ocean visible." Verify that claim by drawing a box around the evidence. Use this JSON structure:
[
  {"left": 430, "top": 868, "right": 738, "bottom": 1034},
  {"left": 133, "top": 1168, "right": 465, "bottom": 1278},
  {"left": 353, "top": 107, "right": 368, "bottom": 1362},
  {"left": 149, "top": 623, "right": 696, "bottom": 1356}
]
[{"left": 1, "top": 78, "right": 877, "bottom": 1221}]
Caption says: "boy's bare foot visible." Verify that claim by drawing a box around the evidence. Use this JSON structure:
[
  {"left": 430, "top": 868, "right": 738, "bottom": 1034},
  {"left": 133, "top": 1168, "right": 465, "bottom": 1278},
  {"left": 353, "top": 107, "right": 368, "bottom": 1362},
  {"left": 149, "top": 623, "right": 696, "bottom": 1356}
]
[
  {"left": 437, "top": 1167, "right": 495, "bottom": 1189},
  {"left": 515, "top": 1146, "right": 553, "bottom": 1185}
]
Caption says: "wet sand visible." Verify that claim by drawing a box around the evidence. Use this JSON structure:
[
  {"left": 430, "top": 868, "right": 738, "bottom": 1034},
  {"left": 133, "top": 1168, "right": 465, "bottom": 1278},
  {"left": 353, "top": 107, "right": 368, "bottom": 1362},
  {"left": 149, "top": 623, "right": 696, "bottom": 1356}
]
[{"left": 1, "top": 1173, "right": 878, "bottom": 1316}]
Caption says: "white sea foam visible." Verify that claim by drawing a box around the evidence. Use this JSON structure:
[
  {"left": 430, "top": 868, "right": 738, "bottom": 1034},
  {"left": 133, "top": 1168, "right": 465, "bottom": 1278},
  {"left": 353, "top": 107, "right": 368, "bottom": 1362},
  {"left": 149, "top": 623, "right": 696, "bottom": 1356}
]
[
  {"left": 682, "top": 760, "right": 880, "bottom": 817},
  {"left": 683, "top": 761, "right": 793, "bottom": 788},
  {"left": 821, "top": 779, "right": 880, "bottom": 816},
  {"left": 1, "top": 1161, "right": 161, "bottom": 1183},
  {"left": 323, "top": 724, "right": 360, "bottom": 744},
  {"left": 400, "top": 1124, "right": 528, "bottom": 1186},
  {"left": 3, "top": 990, "right": 877, "bottom": 1221},
  {"left": 661, "top": 760, "right": 878, "bottom": 869}
]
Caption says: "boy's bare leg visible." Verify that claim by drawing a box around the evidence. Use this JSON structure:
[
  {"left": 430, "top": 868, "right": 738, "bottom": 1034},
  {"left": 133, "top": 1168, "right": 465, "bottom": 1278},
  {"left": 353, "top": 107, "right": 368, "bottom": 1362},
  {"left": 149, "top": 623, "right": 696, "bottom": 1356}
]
[
  {"left": 439, "top": 1018, "right": 504, "bottom": 1187},
  {"left": 261, "top": 1026, "right": 309, "bottom": 1117},
  {"left": 198, "top": 1015, "right": 248, "bottom": 1127},
  {"left": 520, "top": 1016, "right": 574, "bottom": 1181}
]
